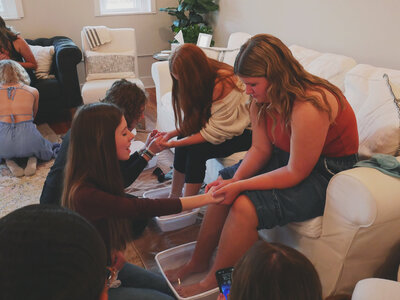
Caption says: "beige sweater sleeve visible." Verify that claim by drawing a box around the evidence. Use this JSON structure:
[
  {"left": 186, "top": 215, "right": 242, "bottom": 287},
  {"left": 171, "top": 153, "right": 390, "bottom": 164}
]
[{"left": 200, "top": 85, "right": 251, "bottom": 144}]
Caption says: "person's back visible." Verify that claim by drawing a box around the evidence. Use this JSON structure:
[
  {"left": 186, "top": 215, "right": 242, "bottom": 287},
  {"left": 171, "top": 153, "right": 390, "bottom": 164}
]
[
  {"left": 0, "top": 83, "right": 37, "bottom": 123},
  {"left": 0, "top": 204, "right": 108, "bottom": 300}
]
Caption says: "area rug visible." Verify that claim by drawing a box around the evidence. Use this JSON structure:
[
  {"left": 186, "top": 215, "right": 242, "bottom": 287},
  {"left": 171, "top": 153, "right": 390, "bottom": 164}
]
[{"left": 0, "top": 124, "right": 61, "bottom": 218}]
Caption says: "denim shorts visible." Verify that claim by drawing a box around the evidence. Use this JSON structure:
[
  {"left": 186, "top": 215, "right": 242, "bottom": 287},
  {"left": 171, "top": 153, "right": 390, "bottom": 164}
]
[{"left": 219, "top": 147, "right": 358, "bottom": 230}]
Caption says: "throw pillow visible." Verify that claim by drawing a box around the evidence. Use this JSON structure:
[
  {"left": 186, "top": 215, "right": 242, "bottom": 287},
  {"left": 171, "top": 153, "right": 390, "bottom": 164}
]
[
  {"left": 29, "top": 45, "right": 55, "bottom": 79},
  {"left": 85, "top": 50, "right": 136, "bottom": 81},
  {"left": 344, "top": 64, "right": 400, "bottom": 159},
  {"left": 199, "top": 46, "right": 240, "bottom": 67}
]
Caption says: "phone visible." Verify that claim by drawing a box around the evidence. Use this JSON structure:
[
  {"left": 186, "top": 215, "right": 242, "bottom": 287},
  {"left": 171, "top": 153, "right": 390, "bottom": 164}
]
[{"left": 215, "top": 267, "right": 234, "bottom": 300}]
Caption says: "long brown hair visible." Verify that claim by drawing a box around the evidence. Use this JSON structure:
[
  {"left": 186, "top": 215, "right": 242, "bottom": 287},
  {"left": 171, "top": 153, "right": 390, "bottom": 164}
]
[
  {"left": 0, "top": 16, "right": 19, "bottom": 54},
  {"left": 169, "top": 43, "right": 238, "bottom": 136},
  {"left": 234, "top": 34, "right": 346, "bottom": 127},
  {"left": 62, "top": 103, "right": 132, "bottom": 253},
  {"left": 229, "top": 241, "right": 323, "bottom": 300}
]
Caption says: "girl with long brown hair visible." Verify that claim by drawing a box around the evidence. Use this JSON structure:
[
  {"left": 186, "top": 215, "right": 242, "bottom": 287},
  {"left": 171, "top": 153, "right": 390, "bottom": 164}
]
[
  {"left": 166, "top": 34, "right": 359, "bottom": 297},
  {"left": 62, "top": 102, "right": 223, "bottom": 300},
  {"left": 160, "top": 43, "right": 252, "bottom": 197},
  {"left": 0, "top": 17, "right": 37, "bottom": 81}
]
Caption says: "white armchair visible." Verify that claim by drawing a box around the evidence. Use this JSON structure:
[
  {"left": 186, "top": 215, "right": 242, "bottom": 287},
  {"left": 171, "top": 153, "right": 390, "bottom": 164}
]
[
  {"left": 351, "top": 278, "right": 400, "bottom": 300},
  {"left": 81, "top": 27, "right": 144, "bottom": 104}
]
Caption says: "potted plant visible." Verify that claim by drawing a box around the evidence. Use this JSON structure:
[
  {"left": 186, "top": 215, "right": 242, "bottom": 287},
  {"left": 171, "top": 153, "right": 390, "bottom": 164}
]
[{"left": 160, "top": 0, "right": 219, "bottom": 45}]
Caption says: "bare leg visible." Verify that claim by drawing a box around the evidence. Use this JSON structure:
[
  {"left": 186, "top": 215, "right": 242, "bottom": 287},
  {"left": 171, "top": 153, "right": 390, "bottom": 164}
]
[
  {"left": 165, "top": 203, "right": 230, "bottom": 282},
  {"left": 183, "top": 183, "right": 203, "bottom": 197},
  {"left": 177, "top": 195, "right": 259, "bottom": 297},
  {"left": 169, "top": 169, "right": 185, "bottom": 198},
  {"left": 24, "top": 157, "right": 37, "bottom": 176},
  {"left": 6, "top": 159, "right": 24, "bottom": 177}
]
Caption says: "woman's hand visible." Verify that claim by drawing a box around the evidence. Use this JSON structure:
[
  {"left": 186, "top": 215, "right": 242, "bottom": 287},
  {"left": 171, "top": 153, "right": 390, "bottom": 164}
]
[
  {"left": 205, "top": 186, "right": 225, "bottom": 204},
  {"left": 211, "top": 181, "right": 242, "bottom": 206},
  {"left": 217, "top": 293, "right": 226, "bottom": 300},
  {"left": 147, "top": 135, "right": 167, "bottom": 154},
  {"left": 145, "top": 130, "right": 158, "bottom": 148},
  {"left": 206, "top": 177, "right": 237, "bottom": 193}
]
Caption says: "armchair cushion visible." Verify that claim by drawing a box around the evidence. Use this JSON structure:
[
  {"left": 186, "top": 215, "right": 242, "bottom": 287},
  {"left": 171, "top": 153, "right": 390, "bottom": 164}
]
[
  {"left": 344, "top": 64, "right": 400, "bottom": 158},
  {"left": 85, "top": 50, "right": 136, "bottom": 80}
]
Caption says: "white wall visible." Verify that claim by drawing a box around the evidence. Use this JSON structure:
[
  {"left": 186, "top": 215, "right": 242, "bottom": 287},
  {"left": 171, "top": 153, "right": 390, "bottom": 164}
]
[
  {"left": 212, "top": 0, "right": 400, "bottom": 70},
  {"left": 6, "top": 0, "right": 177, "bottom": 87}
]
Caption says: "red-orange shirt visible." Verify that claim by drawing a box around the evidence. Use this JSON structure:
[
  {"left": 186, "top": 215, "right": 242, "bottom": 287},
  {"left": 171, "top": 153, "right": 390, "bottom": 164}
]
[{"left": 266, "top": 96, "right": 359, "bottom": 157}]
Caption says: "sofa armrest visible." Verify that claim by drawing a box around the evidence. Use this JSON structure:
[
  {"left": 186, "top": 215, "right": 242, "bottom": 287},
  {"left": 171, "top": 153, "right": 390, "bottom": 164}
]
[
  {"left": 26, "top": 36, "right": 83, "bottom": 109},
  {"left": 323, "top": 156, "right": 400, "bottom": 232},
  {"left": 151, "top": 61, "right": 172, "bottom": 106},
  {"left": 52, "top": 37, "right": 82, "bottom": 108}
]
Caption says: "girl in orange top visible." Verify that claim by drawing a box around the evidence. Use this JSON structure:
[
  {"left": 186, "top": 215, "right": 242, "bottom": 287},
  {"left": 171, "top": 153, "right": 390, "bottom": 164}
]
[{"left": 166, "top": 34, "right": 359, "bottom": 297}]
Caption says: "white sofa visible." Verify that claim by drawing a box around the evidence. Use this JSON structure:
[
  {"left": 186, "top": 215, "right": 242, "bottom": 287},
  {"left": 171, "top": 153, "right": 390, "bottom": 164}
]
[{"left": 151, "top": 32, "right": 400, "bottom": 297}]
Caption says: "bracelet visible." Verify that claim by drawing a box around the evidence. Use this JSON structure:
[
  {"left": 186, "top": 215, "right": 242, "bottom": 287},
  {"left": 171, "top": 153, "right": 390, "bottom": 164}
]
[
  {"left": 140, "top": 148, "right": 154, "bottom": 160},
  {"left": 145, "top": 148, "right": 155, "bottom": 157}
]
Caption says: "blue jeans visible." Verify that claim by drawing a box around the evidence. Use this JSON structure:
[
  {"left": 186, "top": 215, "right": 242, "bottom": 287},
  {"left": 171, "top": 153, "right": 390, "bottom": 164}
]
[
  {"left": 219, "top": 147, "right": 358, "bottom": 229},
  {"left": 108, "top": 263, "right": 175, "bottom": 300}
]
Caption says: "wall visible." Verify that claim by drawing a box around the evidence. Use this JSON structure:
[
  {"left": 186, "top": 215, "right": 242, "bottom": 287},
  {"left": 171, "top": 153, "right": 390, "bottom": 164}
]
[
  {"left": 6, "top": 0, "right": 177, "bottom": 87},
  {"left": 212, "top": 0, "right": 400, "bottom": 70}
]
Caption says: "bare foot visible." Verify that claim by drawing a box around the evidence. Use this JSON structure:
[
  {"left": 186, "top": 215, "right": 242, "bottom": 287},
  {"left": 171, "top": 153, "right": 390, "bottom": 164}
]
[
  {"left": 165, "top": 260, "right": 209, "bottom": 283},
  {"left": 175, "top": 279, "right": 218, "bottom": 298}
]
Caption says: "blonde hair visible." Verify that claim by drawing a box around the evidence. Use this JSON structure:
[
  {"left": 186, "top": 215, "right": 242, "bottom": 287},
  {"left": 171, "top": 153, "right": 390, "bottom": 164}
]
[
  {"left": 234, "top": 34, "right": 345, "bottom": 127},
  {"left": 0, "top": 59, "right": 30, "bottom": 85}
]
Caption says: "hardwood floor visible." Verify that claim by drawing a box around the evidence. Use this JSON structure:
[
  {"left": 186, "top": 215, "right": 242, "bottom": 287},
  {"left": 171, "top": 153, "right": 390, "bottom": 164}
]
[{"left": 41, "top": 87, "right": 157, "bottom": 135}]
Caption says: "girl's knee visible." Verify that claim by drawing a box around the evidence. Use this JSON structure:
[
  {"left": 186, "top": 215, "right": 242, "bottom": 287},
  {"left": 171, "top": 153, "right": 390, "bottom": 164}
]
[{"left": 230, "top": 195, "right": 258, "bottom": 227}]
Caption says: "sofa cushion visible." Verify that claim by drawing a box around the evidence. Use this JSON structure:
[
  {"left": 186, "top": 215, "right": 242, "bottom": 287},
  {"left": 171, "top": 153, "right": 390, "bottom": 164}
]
[
  {"left": 199, "top": 46, "right": 240, "bottom": 67},
  {"left": 289, "top": 45, "right": 357, "bottom": 92},
  {"left": 344, "top": 64, "right": 400, "bottom": 158},
  {"left": 85, "top": 50, "right": 136, "bottom": 81},
  {"left": 29, "top": 45, "right": 55, "bottom": 79}
]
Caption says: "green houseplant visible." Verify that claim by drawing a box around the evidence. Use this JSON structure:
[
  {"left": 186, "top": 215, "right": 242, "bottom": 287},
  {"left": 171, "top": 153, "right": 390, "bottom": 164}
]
[{"left": 160, "top": 0, "right": 219, "bottom": 45}]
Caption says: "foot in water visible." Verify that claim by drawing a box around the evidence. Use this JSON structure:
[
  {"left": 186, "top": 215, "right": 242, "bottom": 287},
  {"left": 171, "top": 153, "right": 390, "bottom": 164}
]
[
  {"left": 165, "top": 260, "right": 209, "bottom": 283},
  {"left": 175, "top": 278, "right": 218, "bottom": 298}
]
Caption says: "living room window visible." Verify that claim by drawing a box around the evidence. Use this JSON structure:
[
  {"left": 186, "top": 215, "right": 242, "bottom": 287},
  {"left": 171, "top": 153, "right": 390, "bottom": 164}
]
[
  {"left": 95, "top": 0, "right": 156, "bottom": 16},
  {"left": 0, "top": 0, "right": 24, "bottom": 20}
]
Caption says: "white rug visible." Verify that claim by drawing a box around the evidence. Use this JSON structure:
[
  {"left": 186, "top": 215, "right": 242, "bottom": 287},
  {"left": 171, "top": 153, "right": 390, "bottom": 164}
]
[{"left": 0, "top": 124, "right": 61, "bottom": 218}]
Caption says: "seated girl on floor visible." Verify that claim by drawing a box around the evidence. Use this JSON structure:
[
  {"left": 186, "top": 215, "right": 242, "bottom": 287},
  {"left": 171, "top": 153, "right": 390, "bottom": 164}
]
[
  {"left": 0, "top": 60, "right": 59, "bottom": 177},
  {"left": 62, "top": 102, "right": 223, "bottom": 300}
]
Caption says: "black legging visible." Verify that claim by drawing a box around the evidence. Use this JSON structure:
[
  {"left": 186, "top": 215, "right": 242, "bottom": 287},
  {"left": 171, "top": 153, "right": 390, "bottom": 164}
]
[{"left": 173, "top": 129, "right": 252, "bottom": 183}]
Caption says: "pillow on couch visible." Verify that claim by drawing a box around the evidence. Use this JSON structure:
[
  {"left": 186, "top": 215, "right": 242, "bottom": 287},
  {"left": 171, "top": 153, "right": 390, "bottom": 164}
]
[
  {"left": 199, "top": 46, "right": 240, "bottom": 67},
  {"left": 85, "top": 50, "right": 136, "bottom": 81},
  {"left": 289, "top": 45, "right": 357, "bottom": 92},
  {"left": 29, "top": 45, "right": 55, "bottom": 79},
  {"left": 344, "top": 64, "right": 400, "bottom": 159}
]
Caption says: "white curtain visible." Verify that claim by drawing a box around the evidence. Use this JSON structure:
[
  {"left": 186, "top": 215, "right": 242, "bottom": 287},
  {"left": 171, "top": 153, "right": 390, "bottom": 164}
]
[
  {"left": 0, "top": 0, "right": 24, "bottom": 20},
  {"left": 99, "top": 0, "right": 153, "bottom": 14}
]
